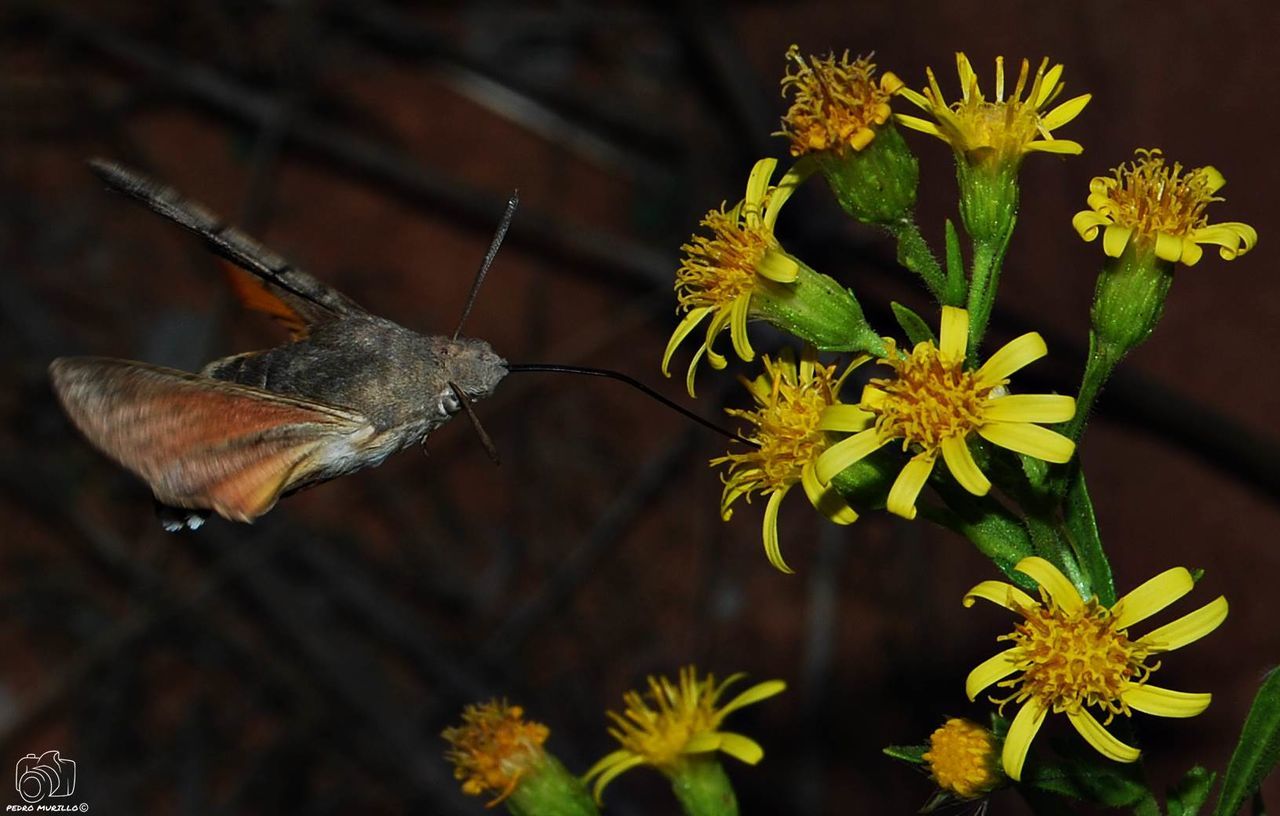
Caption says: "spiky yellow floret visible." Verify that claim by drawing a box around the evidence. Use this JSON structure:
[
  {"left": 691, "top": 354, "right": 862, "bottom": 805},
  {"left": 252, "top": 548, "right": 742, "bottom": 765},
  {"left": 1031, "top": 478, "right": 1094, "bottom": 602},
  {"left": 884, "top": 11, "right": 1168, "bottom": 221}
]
[
  {"left": 1073, "top": 148, "right": 1256, "bottom": 266},
  {"left": 924, "top": 718, "right": 1002, "bottom": 799},
  {"left": 443, "top": 700, "right": 549, "bottom": 805},
  {"left": 965, "top": 558, "right": 1228, "bottom": 780},
  {"left": 897, "top": 53, "right": 1090, "bottom": 165},
  {"left": 714, "top": 347, "right": 870, "bottom": 573},
  {"left": 816, "top": 307, "right": 1075, "bottom": 520},
  {"left": 778, "top": 45, "right": 904, "bottom": 156}
]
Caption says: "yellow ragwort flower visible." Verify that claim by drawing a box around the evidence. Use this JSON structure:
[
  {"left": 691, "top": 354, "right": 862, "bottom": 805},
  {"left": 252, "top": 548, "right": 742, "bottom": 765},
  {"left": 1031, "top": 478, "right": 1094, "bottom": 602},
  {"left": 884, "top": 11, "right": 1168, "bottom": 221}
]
[
  {"left": 443, "top": 700, "right": 550, "bottom": 805},
  {"left": 1072, "top": 148, "right": 1257, "bottom": 266},
  {"left": 816, "top": 307, "right": 1075, "bottom": 519},
  {"left": 713, "top": 347, "right": 871, "bottom": 573},
  {"left": 777, "top": 45, "right": 905, "bottom": 156},
  {"left": 664, "top": 157, "right": 805, "bottom": 397},
  {"left": 583, "top": 667, "right": 785, "bottom": 802},
  {"left": 923, "top": 718, "right": 1002, "bottom": 800},
  {"left": 965, "top": 557, "right": 1228, "bottom": 780},
  {"left": 897, "top": 53, "right": 1090, "bottom": 164}
]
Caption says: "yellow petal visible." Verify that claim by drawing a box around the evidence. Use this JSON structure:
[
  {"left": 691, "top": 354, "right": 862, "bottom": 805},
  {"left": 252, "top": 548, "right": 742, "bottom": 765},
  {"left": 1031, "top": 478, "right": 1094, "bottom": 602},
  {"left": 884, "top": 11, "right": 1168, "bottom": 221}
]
[
  {"left": 1111, "top": 567, "right": 1195, "bottom": 630},
  {"left": 816, "top": 428, "right": 887, "bottom": 483},
  {"left": 1024, "top": 138, "right": 1084, "bottom": 155},
  {"left": 662, "top": 307, "right": 713, "bottom": 377},
  {"left": 1154, "top": 231, "right": 1185, "bottom": 263},
  {"left": 1072, "top": 209, "right": 1110, "bottom": 241},
  {"left": 715, "top": 732, "right": 765, "bottom": 765},
  {"left": 964, "top": 580, "right": 1037, "bottom": 611},
  {"left": 886, "top": 453, "right": 936, "bottom": 520},
  {"left": 860, "top": 384, "right": 888, "bottom": 409},
  {"left": 763, "top": 161, "right": 812, "bottom": 231},
  {"left": 982, "top": 394, "right": 1076, "bottom": 423},
  {"left": 965, "top": 648, "right": 1022, "bottom": 700},
  {"left": 894, "top": 113, "right": 944, "bottom": 136},
  {"left": 1138, "top": 596, "right": 1228, "bottom": 652},
  {"left": 1015, "top": 556, "right": 1083, "bottom": 612},
  {"left": 1122, "top": 684, "right": 1212, "bottom": 718},
  {"left": 685, "top": 342, "right": 708, "bottom": 398},
  {"left": 757, "top": 247, "right": 801, "bottom": 282},
  {"left": 1103, "top": 224, "right": 1134, "bottom": 258},
  {"left": 1200, "top": 165, "right": 1226, "bottom": 193},
  {"left": 1066, "top": 708, "right": 1141, "bottom": 763},
  {"left": 729, "top": 295, "right": 754, "bottom": 362},
  {"left": 975, "top": 332, "right": 1048, "bottom": 386},
  {"left": 1040, "top": 93, "right": 1091, "bottom": 130},
  {"left": 1194, "top": 222, "right": 1258, "bottom": 259},
  {"left": 718, "top": 680, "right": 787, "bottom": 719},
  {"left": 1003, "top": 698, "right": 1048, "bottom": 781},
  {"left": 941, "top": 435, "right": 991, "bottom": 496},
  {"left": 801, "top": 462, "right": 858, "bottom": 525},
  {"left": 1180, "top": 240, "right": 1205, "bottom": 267},
  {"left": 684, "top": 731, "right": 722, "bottom": 754},
  {"left": 585, "top": 751, "right": 645, "bottom": 802},
  {"left": 762, "top": 488, "right": 794, "bottom": 574},
  {"left": 978, "top": 421, "right": 1075, "bottom": 463},
  {"left": 938, "top": 306, "right": 969, "bottom": 361},
  {"left": 818, "top": 404, "right": 873, "bottom": 433},
  {"left": 743, "top": 158, "right": 778, "bottom": 222}
]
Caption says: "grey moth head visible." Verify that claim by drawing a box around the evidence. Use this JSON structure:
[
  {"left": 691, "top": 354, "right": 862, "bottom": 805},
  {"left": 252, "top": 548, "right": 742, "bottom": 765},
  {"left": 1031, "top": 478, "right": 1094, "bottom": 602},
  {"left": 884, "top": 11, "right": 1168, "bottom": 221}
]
[{"left": 444, "top": 337, "right": 507, "bottom": 400}]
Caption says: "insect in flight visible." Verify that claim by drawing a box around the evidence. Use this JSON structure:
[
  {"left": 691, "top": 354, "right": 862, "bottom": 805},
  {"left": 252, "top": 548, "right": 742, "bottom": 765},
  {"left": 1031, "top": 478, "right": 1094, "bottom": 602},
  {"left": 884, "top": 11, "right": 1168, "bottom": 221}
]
[{"left": 51, "top": 161, "right": 741, "bottom": 531}]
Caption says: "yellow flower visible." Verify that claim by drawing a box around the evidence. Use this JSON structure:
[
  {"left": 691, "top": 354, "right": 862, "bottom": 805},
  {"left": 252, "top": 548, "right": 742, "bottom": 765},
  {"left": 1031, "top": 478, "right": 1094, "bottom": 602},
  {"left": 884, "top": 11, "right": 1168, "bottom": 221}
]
[
  {"left": 923, "top": 718, "right": 1002, "bottom": 800},
  {"left": 663, "top": 157, "right": 806, "bottom": 397},
  {"left": 897, "top": 53, "right": 1090, "bottom": 164},
  {"left": 583, "top": 667, "right": 785, "bottom": 802},
  {"left": 965, "top": 557, "right": 1228, "bottom": 780},
  {"left": 713, "top": 347, "right": 871, "bottom": 573},
  {"left": 816, "top": 307, "right": 1075, "bottom": 520},
  {"left": 442, "top": 700, "right": 550, "bottom": 805},
  {"left": 778, "top": 45, "right": 905, "bottom": 156},
  {"left": 1072, "top": 148, "right": 1257, "bottom": 266}
]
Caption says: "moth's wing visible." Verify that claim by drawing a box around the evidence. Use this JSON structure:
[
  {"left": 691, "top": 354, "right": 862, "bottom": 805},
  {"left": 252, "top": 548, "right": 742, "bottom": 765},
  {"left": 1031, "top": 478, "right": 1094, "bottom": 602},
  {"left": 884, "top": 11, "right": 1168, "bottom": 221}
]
[
  {"left": 219, "top": 259, "right": 309, "bottom": 339},
  {"left": 50, "top": 356, "right": 376, "bottom": 523},
  {"left": 88, "top": 159, "right": 365, "bottom": 328}
]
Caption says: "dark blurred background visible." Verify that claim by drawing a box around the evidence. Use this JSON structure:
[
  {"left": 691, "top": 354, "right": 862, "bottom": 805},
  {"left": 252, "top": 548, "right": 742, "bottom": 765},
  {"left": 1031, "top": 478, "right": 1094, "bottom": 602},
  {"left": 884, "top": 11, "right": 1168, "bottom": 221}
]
[{"left": 2, "top": 2, "right": 1278, "bottom": 813}]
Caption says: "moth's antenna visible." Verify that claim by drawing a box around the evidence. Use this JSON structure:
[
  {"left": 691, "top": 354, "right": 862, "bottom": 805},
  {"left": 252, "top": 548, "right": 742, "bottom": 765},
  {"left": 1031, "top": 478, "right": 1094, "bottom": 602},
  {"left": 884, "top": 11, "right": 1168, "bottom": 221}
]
[
  {"left": 454, "top": 191, "right": 519, "bottom": 340},
  {"left": 507, "top": 363, "right": 756, "bottom": 446},
  {"left": 449, "top": 382, "right": 501, "bottom": 464}
]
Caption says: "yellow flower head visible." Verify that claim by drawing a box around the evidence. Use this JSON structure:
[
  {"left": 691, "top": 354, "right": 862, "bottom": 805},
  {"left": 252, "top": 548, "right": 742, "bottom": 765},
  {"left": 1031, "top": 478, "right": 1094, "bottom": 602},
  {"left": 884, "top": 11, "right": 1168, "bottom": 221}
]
[
  {"left": 778, "top": 45, "right": 905, "bottom": 156},
  {"left": 664, "top": 157, "right": 806, "bottom": 397},
  {"left": 816, "top": 307, "right": 1075, "bottom": 520},
  {"left": 1072, "top": 148, "right": 1257, "bottom": 266},
  {"left": 923, "top": 718, "right": 1002, "bottom": 800},
  {"left": 897, "top": 53, "right": 1090, "bottom": 165},
  {"left": 442, "top": 700, "right": 550, "bottom": 805},
  {"left": 965, "top": 557, "right": 1228, "bottom": 780},
  {"left": 583, "top": 667, "right": 785, "bottom": 802},
  {"left": 713, "top": 347, "right": 871, "bottom": 573}
]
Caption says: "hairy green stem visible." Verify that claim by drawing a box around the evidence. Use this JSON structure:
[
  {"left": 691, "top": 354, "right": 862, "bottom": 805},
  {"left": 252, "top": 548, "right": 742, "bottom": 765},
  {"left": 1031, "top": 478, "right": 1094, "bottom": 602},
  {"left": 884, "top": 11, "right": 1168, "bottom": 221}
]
[{"left": 890, "top": 220, "right": 950, "bottom": 304}]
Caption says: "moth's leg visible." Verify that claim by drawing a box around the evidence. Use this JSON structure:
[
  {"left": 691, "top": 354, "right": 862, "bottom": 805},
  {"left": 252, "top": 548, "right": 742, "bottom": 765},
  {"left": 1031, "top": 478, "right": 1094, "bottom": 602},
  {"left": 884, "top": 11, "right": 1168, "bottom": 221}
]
[{"left": 154, "top": 501, "right": 210, "bottom": 533}]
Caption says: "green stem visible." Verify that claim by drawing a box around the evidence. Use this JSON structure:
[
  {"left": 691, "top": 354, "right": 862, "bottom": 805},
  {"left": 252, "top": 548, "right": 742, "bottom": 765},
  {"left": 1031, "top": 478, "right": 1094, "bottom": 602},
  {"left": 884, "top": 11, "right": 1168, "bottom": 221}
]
[
  {"left": 890, "top": 220, "right": 949, "bottom": 304},
  {"left": 1063, "top": 331, "right": 1125, "bottom": 444},
  {"left": 669, "top": 757, "right": 739, "bottom": 816},
  {"left": 965, "top": 225, "right": 1015, "bottom": 357}
]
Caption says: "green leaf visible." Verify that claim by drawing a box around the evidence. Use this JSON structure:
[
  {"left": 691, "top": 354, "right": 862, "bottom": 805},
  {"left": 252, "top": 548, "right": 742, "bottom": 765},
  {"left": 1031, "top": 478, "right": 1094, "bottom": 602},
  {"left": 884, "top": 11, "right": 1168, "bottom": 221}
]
[
  {"left": 943, "top": 218, "right": 966, "bottom": 305},
  {"left": 1215, "top": 667, "right": 1280, "bottom": 816},
  {"left": 1022, "top": 751, "right": 1151, "bottom": 808},
  {"left": 1169, "top": 766, "right": 1217, "bottom": 816},
  {"left": 883, "top": 744, "right": 928, "bottom": 765},
  {"left": 1063, "top": 467, "right": 1116, "bottom": 606},
  {"left": 890, "top": 301, "right": 936, "bottom": 346}
]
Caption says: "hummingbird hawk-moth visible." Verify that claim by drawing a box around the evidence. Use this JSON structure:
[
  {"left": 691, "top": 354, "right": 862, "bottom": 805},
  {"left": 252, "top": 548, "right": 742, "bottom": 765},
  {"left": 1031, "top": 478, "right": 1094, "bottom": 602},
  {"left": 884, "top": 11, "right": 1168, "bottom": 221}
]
[
  {"left": 51, "top": 161, "right": 742, "bottom": 531},
  {"left": 51, "top": 160, "right": 515, "bottom": 531}
]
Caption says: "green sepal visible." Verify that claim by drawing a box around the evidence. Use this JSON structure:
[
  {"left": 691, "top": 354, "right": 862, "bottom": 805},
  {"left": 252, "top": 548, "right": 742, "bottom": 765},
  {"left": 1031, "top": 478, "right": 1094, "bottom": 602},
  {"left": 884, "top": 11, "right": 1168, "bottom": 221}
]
[
  {"left": 829, "top": 447, "right": 897, "bottom": 511},
  {"left": 1063, "top": 467, "right": 1116, "bottom": 606},
  {"left": 816, "top": 122, "right": 919, "bottom": 228},
  {"left": 1214, "top": 667, "right": 1280, "bottom": 816},
  {"left": 890, "top": 301, "right": 937, "bottom": 347},
  {"left": 1091, "top": 241, "right": 1175, "bottom": 358},
  {"left": 943, "top": 218, "right": 966, "bottom": 306},
  {"left": 956, "top": 159, "right": 1019, "bottom": 245},
  {"left": 753, "top": 264, "right": 886, "bottom": 357},
  {"left": 883, "top": 744, "right": 929, "bottom": 765},
  {"left": 668, "top": 755, "right": 739, "bottom": 816},
  {"left": 1169, "top": 766, "right": 1217, "bottom": 816},
  {"left": 506, "top": 754, "right": 601, "bottom": 816}
]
